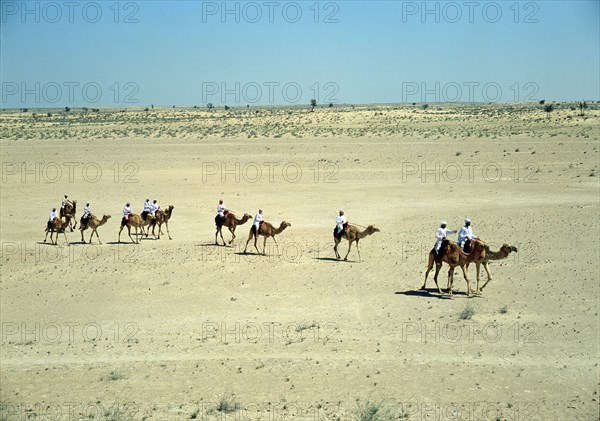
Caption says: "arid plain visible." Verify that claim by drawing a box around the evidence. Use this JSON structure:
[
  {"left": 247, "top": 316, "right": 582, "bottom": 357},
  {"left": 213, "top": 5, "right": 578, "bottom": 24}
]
[{"left": 1, "top": 104, "right": 598, "bottom": 420}]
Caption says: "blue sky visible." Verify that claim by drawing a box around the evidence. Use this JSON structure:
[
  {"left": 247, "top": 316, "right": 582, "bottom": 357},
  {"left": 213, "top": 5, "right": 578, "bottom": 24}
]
[{"left": 1, "top": 0, "right": 599, "bottom": 107}]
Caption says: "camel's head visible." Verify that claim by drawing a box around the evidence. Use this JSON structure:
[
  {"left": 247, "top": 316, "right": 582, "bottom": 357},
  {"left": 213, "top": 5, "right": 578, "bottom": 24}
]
[
  {"left": 367, "top": 225, "right": 380, "bottom": 234},
  {"left": 280, "top": 221, "right": 291, "bottom": 228},
  {"left": 243, "top": 213, "right": 252, "bottom": 219},
  {"left": 502, "top": 243, "right": 517, "bottom": 253},
  {"left": 168, "top": 205, "right": 174, "bottom": 210},
  {"left": 104, "top": 215, "right": 112, "bottom": 220}
]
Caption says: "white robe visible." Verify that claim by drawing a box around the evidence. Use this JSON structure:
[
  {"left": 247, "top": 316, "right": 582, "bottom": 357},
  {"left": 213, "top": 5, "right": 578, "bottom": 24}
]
[{"left": 435, "top": 227, "right": 456, "bottom": 251}]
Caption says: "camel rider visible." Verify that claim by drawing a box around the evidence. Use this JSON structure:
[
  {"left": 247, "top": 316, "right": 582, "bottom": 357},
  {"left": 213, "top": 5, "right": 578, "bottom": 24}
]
[
  {"left": 60, "top": 194, "right": 72, "bottom": 217},
  {"left": 151, "top": 199, "right": 159, "bottom": 217},
  {"left": 217, "top": 199, "right": 227, "bottom": 225},
  {"left": 334, "top": 210, "right": 348, "bottom": 238},
  {"left": 252, "top": 209, "right": 263, "bottom": 236},
  {"left": 434, "top": 221, "right": 456, "bottom": 263},
  {"left": 458, "top": 218, "right": 478, "bottom": 252},
  {"left": 81, "top": 202, "right": 91, "bottom": 226},
  {"left": 122, "top": 203, "right": 132, "bottom": 227},
  {"left": 142, "top": 198, "right": 151, "bottom": 221},
  {"left": 48, "top": 207, "right": 58, "bottom": 230}
]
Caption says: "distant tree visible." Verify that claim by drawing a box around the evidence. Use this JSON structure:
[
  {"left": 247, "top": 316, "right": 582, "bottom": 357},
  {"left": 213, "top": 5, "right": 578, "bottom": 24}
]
[
  {"left": 21, "top": 108, "right": 28, "bottom": 112},
  {"left": 539, "top": 100, "right": 545, "bottom": 105},
  {"left": 151, "top": 104, "right": 154, "bottom": 109},
  {"left": 65, "top": 106, "right": 70, "bottom": 112},
  {"left": 329, "top": 103, "right": 333, "bottom": 108},
  {"left": 543, "top": 104, "right": 554, "bottom": 119},
  {"left": 246, "top": 104, "right": 250, "bottom": 108},
  {"left": 172, "top": 105, "right": 176, "bottom": 108},
  {"left": 207, "top": 103, "right": 214, "bottom": 109},
  {"left": 579, "top": 101, "right": 588, "bottom": 116},
  {"left": 47, "top": 112, "right": 52, "bottom": 117},
  {"left": 310, "top": 99, "right": 317, "bottom": 111},
  {"left": 224, "top": 105, "right": 230, "bottom": 111},
  {"left": 144, "top": 107, "right": 149, "bottom": 112},
  {"left": 193, "top": 105, "right": 198, "bottom": 109},
  {"left": 422, "top": 104, "right": 429, "bottom": 110},
  {"left": 412, "top": 102, "right": 416, "bottom": 106}
]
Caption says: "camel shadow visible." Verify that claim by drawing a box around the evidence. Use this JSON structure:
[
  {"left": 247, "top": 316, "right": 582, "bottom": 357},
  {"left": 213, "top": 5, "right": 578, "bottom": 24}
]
[
  {"left": 315, "top": 257, "right": 357, "bottom": 263},
  {"left": 395, "top": 288, "right": 469, "bottom": 300}
]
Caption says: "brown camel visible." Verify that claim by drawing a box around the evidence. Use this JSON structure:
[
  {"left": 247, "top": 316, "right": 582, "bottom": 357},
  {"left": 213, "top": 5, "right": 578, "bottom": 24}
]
[
  {"left": 333, "top": 224, "right": 380, "bottom": 261},
  {"left": 118, "top": 214, "right": 155, "bottom": 244},
  {"left": 60, "top": 200, "right": 77, "bottom": 231},
  {"left": 149, "top": 205, "right": 174, "bottom": 240},
  {"left": 244, "top": 221, "right": 291, "bottom": 255},
  {"left": 421, "top": 239, "right": 486, "bottom": 297},
  {"left": 468, "top": 243, "right": 518, "bottom": 293},
  {"left": 215, "top": 212, "right": 251, "bottom": 245},
  {"left": 79, "top": 214, "right": 111, "bottom": 244},
  {"left": 44, "top": 215, "right": 71, "bottom": 245}
]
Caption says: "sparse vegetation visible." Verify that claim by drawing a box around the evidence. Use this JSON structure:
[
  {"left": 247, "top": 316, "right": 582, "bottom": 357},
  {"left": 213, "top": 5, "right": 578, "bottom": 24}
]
[
  {"left": 499, "top": 305, "right": 509, "bottom": 314},
  {"left": 101, "top": 371, "right": 127, "bottom": 381},
  {"left": 355, "top": 400, "right": 408, "bottom": 421},
  {"left": 460, "top": 303, "right": 475, "bottom": 320},
  {"left": 216, "top": 394, "right": 240, "bottom": 414}
]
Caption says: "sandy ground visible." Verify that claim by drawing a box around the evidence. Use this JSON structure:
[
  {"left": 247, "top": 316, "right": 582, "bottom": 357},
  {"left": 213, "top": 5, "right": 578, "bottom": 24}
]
[{"left": 1, "top": 104, "right": 599, "bottom": 421}]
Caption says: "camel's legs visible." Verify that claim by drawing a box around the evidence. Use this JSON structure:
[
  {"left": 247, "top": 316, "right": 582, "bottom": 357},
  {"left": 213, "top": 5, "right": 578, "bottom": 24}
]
[
  {"left": 228, "top": 226, "right": 236, "bottom": 245},
  {"left": 474, "top": 262, "right": 482, "bottom": 294},
  {"left": 446, "top": 266, "right": 455, "bottom": 296},
  {"left": 118, "top": 225, "right": 125, "bottom": 242},
  {"left": 44, "top": 228, "right": 51, "bottom": 243},
  {"left": 480, "top": 262, "right": 493, "bottom": 290},
  {"left": 432, "top": 262, "right": 443, "bottom": 293},
  {"left": 333, "top": 237, "right": 340, "bottom": 259},
  {"left": 343, "top": 240, "right": 353, "bottom": 261},
  {"left": 253, "top": 233, "right": 260, "bottom": 254},
  {"left": 355, "top": 239, "right": 361, "bottom": 261},
  {"left": 126, "top": 225, "right": 136, "bottom": 244},
  {"left": 422, "top": 253, "right": 436, "bottom": 291},
  {"left": 80, "top": 226, "right": 86, "bottom": 242},
  {"left": 163, "top": 221, "right": 172, "bottom": 240},
  {"left": 262, "top": 236, "right": 268, "bottom": 255},
  {"left": 243, "top": 229, "right": 254, "bottom": 253},
  {"left": 62, "top": 230, "right": 69, "bottom": 246},
  {"left": 459, "top": 265, "right": 472, "bottom": 296}
]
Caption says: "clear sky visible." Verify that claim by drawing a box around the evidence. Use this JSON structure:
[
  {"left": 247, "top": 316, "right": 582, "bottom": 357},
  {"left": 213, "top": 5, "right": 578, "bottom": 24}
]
[{"left": 1, "top": 0, "right": 598, "bottom": 107}]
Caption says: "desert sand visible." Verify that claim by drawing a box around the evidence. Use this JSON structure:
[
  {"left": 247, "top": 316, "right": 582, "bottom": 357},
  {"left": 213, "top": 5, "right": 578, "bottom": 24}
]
[{"left": 1, "top": 103, "right": 598, "bottom": 420}]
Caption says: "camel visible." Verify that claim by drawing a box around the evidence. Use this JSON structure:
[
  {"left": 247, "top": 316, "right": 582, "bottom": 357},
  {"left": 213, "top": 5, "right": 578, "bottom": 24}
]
[
  {"left": 215, "top": 212, "right": 251, "bottom": 245},
  {"left": 421, "top": 239, "right": 486, "bottom": 297},
  {"left": 333, "top": 224, "right": 380, "bottom": 261},
  {"left": 118, "top": 214, "right": 155, "bottom": 244},
  {"left": 43, "top": 215, "right": 71, "bottom": 245},
  {"left": 150, "top": 205, "right": 174, "bottom": 240},
  {"left": 60, "top": 200, "right": 77, "bottom": 231},
  {"left": 79, "top": 214, "right": 111, "bottom": 244},
  {"left": 244, "top": 221, "right": 291, "bottom": 255},
  {"left": 468, "top": 243, "right": 518, "bottom": 294}
]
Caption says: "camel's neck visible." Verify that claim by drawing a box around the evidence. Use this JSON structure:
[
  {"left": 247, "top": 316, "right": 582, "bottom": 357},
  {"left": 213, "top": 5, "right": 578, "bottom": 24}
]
[
  {"left": 357, "top": 228, "right": 374, "bottom": 239},
  {"left": 485, "top": 248, "right": 510, "bottom": 260},
  {"left": 275, "top": 224, "right": 288, "bottom": 234}
]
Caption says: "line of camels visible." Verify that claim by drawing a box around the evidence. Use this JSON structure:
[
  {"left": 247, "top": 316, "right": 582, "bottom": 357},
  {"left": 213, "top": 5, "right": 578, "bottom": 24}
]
[{"left": 44, "top": 201, "right": 517, "bottom": 296}]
